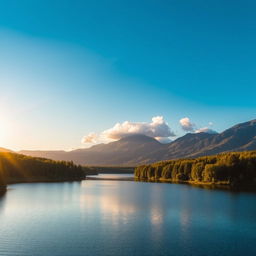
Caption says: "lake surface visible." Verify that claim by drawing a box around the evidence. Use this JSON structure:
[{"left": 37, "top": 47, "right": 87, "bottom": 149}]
[
  {"left": 88, "top": 173, "right": 134, "bottom": 178},
  {"left": 1, "top": 176, "right": 256, "bottom": 256}
]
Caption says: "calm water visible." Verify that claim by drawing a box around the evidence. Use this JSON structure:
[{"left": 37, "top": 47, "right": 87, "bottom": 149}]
[{"left": 1, "top": 176, "right": 256, "bottom": 256}]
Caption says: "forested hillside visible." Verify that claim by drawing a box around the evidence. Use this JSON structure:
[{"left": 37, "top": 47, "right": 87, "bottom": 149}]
[
  {"left": 135, "top": 151, "right": 256, "bottom": 186},
  {"left": 0, "top": 152, "right": 86, "bottom": 189},
  {"left": 0, "top": 168, "right": 6, "bottom": 191}
]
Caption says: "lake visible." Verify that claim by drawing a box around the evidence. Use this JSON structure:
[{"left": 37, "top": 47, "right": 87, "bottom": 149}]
[{"left": 1, "top": 175, "right": 256, "bottom": 256}]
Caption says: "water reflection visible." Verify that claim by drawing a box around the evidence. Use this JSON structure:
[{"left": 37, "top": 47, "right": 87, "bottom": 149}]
[
  {"left": 0, "top": 178, "right": 256, "bottom": 256},
  {"left": 80, "top": 180, "right": 137, "bottom": 227}
]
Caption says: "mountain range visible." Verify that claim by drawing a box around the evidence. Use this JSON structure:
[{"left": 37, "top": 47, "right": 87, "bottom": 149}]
[{"left": 20, "top": 119, "right": 256, "bottom": 166}]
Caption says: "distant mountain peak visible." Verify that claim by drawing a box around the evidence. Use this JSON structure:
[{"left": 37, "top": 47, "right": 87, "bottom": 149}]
[
  {"left": 175, "top": 132, "right": 216, "bottom": 141},
  {"left": 230, "top": 119, "right": 256, "bottom": 128},
  {"left": 119, "top": 134, "right": 160, "bottom": 143},
  {"left": 20, "top": 119, "right": 256, "bottom": 166}
]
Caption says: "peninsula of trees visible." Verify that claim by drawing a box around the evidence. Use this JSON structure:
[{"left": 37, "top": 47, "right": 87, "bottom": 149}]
[
  {"left": 0, "top": 152, "right": 86, "bottom": 191},
  {"left": 135, "top": 151, "right": 256, "bottom": 187}
]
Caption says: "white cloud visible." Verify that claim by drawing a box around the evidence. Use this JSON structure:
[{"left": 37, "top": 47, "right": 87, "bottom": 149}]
[
  {"left": 195, "top": 127, "right": 218, "bottom": 134},
  {"left": 180, "top": 117, "right": 218, "bottom": 134},
  {"left": 103, "top": 116, "right": 175, "bottom": 140},
  {"left": 82, "top": 116, "right": 175, "bottom": 144},
  {"left": 179, "top": 117, "right": 195, "bottom": 132},
  {"left": 81, "top": 132, "right": 98, "bottom": 143},
  {"left": 82, "top": 116, "right": 218, "bottom": 145}
]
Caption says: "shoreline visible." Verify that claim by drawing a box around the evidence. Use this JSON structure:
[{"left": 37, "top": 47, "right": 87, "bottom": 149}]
[
  {"left": 5, "top": 177, "right": 85, "bottom": 186},
  {"left": 135, "top": 177, "right": 231, "bottom": 185},
  {"left": 135, "top": 177, "right": 256, "bottom": 191},
  {"left": 0, "top": 178, "right": 85, "bottom": 195},
  {"left": 0, "top": 185, "right": 7, "bottom": 193},
  {"left": 2, "top": 176, "right": 256, "bottom": 193}
]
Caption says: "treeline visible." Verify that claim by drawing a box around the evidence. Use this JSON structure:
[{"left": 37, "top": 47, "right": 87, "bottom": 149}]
[
  {"left": 0, "top": 152, "right": 86, "bottom": 188},
  {"left": 0, "top": 166, "right": 5, "bottom": 191},
  {"left": 135, "top": 151, "right": 256, "bottom": 186}
]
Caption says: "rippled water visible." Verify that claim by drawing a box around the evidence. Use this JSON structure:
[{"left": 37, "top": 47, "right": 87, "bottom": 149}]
[{"left": 1, "top": 176, "right": 256, "bottom": 256}]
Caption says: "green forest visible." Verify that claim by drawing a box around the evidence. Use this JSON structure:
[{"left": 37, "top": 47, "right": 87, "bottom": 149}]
[
  {"left": 0, "top": 152, "right": 86, "bottom": 190},
  {"left": 135, "top": 151, "right": 256, "bottom": 186}
]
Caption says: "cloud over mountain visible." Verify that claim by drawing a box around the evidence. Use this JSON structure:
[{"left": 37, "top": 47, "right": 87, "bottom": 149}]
[
  {"left": 195, "top": 127, "right": 218, "bottom": 134},
  {"left": 180, "top": 117, "right": 217, "bottom": 134},
  {"left": 82, "top": 116, "right": 175, "bottom": 144}
]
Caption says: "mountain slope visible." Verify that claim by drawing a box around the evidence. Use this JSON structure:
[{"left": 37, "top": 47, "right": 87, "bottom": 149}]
[
  {"left": 67, "top": 134, "right": 164, "bottom": 166},
  {"left": 21, "top": 135, "right": 164, "bottom": 166},
  {"left": 163, "top": 133, "right": 217, "bottom": 159},
  {"left": 190, "top": 119, "right": 256, "bottom": 157},
  {"left": 20, "top": 119, "right": 256, "bottom": 166},
  {"left": 0, "top": 147, "right": 13, "bottom": 153}
]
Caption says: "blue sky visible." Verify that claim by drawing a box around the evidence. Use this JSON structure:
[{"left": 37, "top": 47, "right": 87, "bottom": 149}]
[{"left": 0, "top": 0, "right": 256, "bottom": 150}]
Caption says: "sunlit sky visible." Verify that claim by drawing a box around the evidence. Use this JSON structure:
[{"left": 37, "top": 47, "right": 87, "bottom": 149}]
[{"left": 0, "top": 0, "right": 256, "bottom": 151}]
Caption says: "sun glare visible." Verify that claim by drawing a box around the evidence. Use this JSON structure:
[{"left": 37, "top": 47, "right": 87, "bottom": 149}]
[
  {"left": 0, "top": 124, "right": 6, "bottom": 144},
  {"left": 0, "top": 119, "right": 9, "bottom": 145}
]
